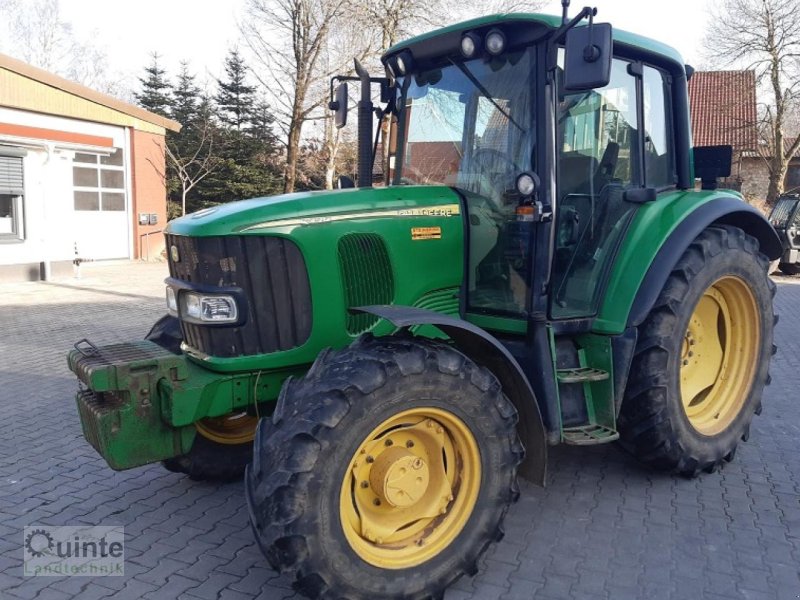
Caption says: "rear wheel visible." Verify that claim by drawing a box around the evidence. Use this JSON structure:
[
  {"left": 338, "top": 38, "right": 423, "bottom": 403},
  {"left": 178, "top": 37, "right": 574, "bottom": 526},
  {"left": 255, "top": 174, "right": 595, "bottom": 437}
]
[
  {"left": 618, "top": 226, "right": 775, "bottom": 475},
  {"left": 145, "top": 315, "right": 258, "bottom": 481},
  {"left": 245, "top": 334, "right": 522, "bottom": 600}
]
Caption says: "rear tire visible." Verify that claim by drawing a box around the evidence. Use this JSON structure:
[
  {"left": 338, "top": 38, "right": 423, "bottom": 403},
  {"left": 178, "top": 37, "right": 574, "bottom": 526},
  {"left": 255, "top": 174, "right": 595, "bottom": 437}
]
[
  {"left": 618, "top": 226, "right": 775, "bottom": 476},
  {"left": 145, "top": 315, "right": 257, "bottom": 482},
  {"left": 779, "top": 261, "right": 800, "bottom": 276},
  {"left": 245, "top": 334, "right": 522, "bottom": 600}
]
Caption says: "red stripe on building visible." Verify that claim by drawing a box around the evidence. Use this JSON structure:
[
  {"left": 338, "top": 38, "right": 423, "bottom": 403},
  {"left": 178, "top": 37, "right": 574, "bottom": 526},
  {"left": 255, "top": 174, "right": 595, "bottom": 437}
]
[{"left": 0, "top": 123, "right": 114, "bottom": 148}]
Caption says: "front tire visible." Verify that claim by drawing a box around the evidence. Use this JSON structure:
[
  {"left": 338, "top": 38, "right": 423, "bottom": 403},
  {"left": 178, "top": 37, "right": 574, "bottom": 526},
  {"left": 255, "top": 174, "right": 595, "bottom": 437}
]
[
  {"left": 245, "top": 334, "right": 522, "bottom": 600},
  {"left": 618, "top": 226, "right": 775, "bottom": 476}
]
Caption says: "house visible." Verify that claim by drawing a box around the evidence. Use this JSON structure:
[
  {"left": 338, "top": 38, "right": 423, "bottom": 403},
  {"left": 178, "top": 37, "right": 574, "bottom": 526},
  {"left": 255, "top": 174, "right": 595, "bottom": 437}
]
[
  {"left": 0, "top": 53, "right": 180, "bottom": 282},
  {"left": 687, "top": 70, "right": 768, "bottom": 201}
]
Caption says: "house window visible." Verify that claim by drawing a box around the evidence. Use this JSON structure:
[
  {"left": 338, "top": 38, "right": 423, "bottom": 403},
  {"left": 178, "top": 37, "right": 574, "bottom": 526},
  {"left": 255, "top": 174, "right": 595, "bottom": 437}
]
[
  {"left": 0, "top": 154, "right": 25, "bottom": 241},
  {"left": 73, "top": 148, "right": 126, "bottom": 211}
]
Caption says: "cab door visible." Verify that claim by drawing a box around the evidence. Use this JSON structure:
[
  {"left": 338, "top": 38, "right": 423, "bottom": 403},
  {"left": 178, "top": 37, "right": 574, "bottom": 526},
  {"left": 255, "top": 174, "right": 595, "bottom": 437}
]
[{"left": 550, "top": 58, "right": 675, "bottom": 319}]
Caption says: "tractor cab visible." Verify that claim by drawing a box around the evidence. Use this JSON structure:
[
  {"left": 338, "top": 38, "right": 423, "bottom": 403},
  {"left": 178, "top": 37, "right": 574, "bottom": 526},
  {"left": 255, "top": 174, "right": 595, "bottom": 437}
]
[{"left": 378, "top": 14, "right": 682, "bottom": 327}]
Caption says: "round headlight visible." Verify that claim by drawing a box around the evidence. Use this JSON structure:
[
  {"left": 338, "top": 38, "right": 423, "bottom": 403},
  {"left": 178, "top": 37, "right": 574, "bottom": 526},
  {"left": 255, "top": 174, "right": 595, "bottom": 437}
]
[
  {"left": 516, "top": 172, "right": 539, "bottom": 197},
  {"left": 485, "top": 28, "right": 506, "bottom": 56},
  {"left": 461, "top": 32, "right": 480, "bottom": 58}
]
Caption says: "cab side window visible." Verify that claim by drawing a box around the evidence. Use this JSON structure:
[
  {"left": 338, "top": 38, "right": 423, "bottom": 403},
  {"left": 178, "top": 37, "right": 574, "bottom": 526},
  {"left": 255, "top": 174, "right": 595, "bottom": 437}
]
[{"left": 643, "top": 66, "right": 674, "bottom": 188}]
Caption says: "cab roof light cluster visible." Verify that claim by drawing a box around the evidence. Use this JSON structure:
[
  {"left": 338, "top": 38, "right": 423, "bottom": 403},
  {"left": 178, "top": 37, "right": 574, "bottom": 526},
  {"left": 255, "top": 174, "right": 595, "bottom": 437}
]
[
  {"left": 461, "top": 28, "right": 506, "bottom": 59},
  {"left": 386, "top": 49, "right": 415, "bottom": 78}
]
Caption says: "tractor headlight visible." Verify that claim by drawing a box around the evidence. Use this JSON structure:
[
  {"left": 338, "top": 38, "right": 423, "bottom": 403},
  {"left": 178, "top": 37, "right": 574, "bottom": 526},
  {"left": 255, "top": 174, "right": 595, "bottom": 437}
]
[
  {"left": 461, "top": 32, "right": 481, "bottom": 58},
  {"left": 166, "top": 286, "right": 178, "bottom": 316},
  {"left": 180, "top": 292, "right": 239, "bottom": 324},
  {"left": 485, "top": 28, "right": 506, "bottom": 56}
]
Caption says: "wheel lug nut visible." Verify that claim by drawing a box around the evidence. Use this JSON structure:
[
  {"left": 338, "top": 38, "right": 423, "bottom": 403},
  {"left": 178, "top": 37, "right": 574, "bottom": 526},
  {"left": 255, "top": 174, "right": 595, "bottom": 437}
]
[
  {"left": 416, "top": 539, "right": 424, "bottom": 546},
  {"left": 366, "top": 455, "right": 374, "bottom": 463},
  {"left": 373, "top": 498, "right": 381, "bottom": 506},
  {"left": 436, "top": 426, "right": 443, "bottom": 434},
  {"left": 406, "top": 440, "right": 414, "bottom": 448},
  {"left": 683, "top": 359, "right": 689, "bottom": 366},
  {"left": 360, "top": 481, "right": 369, "bottom": 489},
  {"left": 688, "top": 351, "right": 694, "bottom": 357},
  {"left": 384, "top": 439, "right": 393, "bottom": 446}
]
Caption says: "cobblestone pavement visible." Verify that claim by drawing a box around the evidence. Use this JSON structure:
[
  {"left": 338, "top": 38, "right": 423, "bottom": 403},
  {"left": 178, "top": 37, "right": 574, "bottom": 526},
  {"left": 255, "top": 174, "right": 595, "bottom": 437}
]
[{"left": 1, "top": 261, "right": 799, "bottom": 600}]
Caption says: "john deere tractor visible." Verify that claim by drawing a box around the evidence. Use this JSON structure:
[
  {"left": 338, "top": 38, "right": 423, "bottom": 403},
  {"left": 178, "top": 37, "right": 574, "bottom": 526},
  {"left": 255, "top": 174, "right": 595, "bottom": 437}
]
[{"left": 68, "top": 3, "right": 780, "bottom": 598}]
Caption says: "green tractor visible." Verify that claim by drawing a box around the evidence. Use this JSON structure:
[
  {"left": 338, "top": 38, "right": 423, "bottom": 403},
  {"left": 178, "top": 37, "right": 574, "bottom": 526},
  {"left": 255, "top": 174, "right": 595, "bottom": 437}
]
[
  {"left": 768, "top": 194, "right": 800, "bottom": 275},
  {"left": 68, "top": 4, "right": 780, "bottom": 599}
]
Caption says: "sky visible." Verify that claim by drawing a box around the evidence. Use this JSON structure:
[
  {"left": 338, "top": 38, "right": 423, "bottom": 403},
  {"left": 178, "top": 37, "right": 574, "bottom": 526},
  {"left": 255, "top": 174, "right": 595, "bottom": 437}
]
[{"left": 57, "top": 0, "right": 714, "bottom": 93}]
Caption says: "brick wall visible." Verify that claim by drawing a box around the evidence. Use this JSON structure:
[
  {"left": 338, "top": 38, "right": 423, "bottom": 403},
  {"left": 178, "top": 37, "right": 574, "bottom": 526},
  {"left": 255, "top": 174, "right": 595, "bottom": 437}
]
[
  {"left": 130, "top": 129, "right": 167, "bottom": 260},
  {"left": 739, "top": 157, "right": 770, "bottom": 203}
]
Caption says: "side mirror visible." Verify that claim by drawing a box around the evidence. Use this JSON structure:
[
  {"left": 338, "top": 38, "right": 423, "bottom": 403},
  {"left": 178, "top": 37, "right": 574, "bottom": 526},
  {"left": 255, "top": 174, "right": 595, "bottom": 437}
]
[
  {"left": 563, "top": 22, "right": 612, "bottom": 91},
  {"left": 329, "top": 82, "right": 349, "bottom": 129}
]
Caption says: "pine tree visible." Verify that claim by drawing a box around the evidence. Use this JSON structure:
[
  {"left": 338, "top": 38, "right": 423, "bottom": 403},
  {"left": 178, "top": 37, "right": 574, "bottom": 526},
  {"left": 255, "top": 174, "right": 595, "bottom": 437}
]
[
  {"left": 134, "top": 53, "right": 172, "bottom": 117},
  {"left": 171, "top": 61, "right": 200, "bottom": 130},
  {"left": 215, "top": 49, "right": 256, "bottom": 132}
]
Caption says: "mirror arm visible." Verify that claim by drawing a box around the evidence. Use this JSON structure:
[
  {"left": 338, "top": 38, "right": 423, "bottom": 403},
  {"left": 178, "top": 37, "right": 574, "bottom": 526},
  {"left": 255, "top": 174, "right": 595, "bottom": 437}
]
[{"left": 547, "top": 6, "right": 596, "bottom": 70}]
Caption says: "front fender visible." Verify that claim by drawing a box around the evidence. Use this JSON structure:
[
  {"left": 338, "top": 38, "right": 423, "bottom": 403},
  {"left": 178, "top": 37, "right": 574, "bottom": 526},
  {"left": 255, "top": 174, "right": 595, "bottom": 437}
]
[
  {"left": 595, "top": 192, "right": 781, "bottom": 334},
  {"left": 354, "top": 305, "right": 547, "bottom": 486}
]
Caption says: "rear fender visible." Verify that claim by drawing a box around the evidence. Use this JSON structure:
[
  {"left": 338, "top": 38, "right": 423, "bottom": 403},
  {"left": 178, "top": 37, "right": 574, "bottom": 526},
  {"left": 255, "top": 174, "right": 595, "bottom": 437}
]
[
  {"left": 354, "top": 305, "right": 547, "bottom": 486},
  {"left": 627, "top": 198, "right": 781, "bottom": 329}
]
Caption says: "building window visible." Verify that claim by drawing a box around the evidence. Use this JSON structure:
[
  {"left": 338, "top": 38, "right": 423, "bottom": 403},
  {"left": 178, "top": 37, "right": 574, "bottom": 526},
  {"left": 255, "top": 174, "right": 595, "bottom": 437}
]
[
  {"left": 73, "top": 148, "right": 126, "bottom": 211},
  {"left": 0, "top": 154, "right": 25, "bottom": 241}
]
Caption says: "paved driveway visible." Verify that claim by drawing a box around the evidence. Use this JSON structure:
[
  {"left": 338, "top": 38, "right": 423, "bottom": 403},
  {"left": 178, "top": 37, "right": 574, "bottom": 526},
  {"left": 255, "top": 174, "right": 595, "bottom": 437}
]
[{"left": 1, "top": 261, "right": 799, "bottom": 600}]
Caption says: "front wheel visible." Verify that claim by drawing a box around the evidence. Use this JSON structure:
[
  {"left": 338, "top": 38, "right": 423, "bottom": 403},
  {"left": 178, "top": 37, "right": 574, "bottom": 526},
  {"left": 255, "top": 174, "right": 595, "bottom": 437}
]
[
  {"left": 245, "top": 334, "right": 522, "bottom": 600},
  {"left": 618, "top": 226, "right": 775, "bottom": 476}
]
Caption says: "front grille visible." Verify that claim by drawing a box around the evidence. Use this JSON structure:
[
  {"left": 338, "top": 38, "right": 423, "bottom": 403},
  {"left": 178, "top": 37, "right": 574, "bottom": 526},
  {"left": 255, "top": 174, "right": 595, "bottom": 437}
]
[{"left": 166, "top": 234, "right": 312, "bottom": 357}]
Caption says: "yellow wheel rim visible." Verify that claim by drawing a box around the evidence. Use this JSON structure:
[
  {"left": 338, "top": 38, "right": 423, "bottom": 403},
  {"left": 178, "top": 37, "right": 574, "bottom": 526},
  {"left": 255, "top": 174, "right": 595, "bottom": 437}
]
[
  {"left": 339, "top": 407, "right": 481, "bottom": 569},
  {"left": 680, "top": 276, "right": 760, "bottom": 436},
  {"left": 195, "top": 412, "right": 258, "bottom": 445}
]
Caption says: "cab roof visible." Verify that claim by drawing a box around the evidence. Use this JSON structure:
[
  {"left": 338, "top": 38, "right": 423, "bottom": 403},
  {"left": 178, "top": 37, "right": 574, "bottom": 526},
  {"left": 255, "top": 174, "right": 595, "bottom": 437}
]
[{"left": 384, "top": 13, "right": 685, "bottom": 70}]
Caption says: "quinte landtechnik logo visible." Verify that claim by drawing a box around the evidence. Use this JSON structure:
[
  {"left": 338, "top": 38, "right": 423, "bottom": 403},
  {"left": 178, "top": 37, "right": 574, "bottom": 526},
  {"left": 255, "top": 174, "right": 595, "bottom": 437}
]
[{"left": 23, "top": 526, "right": 124, "bottom": 576}]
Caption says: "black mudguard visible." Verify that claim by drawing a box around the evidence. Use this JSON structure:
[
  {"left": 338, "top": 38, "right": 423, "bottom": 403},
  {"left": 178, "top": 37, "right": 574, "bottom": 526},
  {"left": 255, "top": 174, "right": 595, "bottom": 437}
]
[{"left": 354, "top": 305, "right": 547, "bottom": 486}]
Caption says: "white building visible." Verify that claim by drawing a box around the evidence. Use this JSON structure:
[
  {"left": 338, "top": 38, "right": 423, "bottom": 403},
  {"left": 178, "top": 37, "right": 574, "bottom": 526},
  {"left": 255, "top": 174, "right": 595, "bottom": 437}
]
[{"left": 0, "top": 52, "right": 180, "bottom": 281}]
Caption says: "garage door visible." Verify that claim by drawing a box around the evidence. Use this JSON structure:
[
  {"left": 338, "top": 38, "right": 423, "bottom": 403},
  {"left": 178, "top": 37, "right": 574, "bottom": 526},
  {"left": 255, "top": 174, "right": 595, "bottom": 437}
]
[{"left": 72, "top": 149, "right": 130, "bottom": 260}]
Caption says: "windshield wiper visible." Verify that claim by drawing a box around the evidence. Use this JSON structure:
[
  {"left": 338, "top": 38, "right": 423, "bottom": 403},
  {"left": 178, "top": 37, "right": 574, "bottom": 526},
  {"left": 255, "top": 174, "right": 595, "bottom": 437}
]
[{"left": 449, "top": 58, "right": 524, "bottom": 133}]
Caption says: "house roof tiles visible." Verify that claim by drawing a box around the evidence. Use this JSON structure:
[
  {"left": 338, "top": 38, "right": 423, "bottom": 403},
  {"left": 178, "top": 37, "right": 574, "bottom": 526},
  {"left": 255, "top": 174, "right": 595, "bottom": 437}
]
[{"left": 688, "top": 70, "right": 757, "bottom": 151}]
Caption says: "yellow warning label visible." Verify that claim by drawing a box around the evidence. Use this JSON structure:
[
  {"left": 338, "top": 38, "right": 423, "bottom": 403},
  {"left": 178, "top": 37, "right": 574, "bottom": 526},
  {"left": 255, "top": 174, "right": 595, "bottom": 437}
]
[{"left": 411, "top": 226, "right": 442, "bottom": 240}]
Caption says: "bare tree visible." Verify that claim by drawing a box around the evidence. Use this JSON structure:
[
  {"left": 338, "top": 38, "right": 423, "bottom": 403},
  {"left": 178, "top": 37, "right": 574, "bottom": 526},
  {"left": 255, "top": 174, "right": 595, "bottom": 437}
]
[
  {"left": 0, "top": 0, "right": 120, "bottom": 93},
  {"left": 166, "top": 122, "right": 222, "bottom": 217},
  {"left": 242, "top": 0, "right": 363, "bottom": 193},
  {"left": 705, "top": 0, "right": 800, "bottom": 205}
]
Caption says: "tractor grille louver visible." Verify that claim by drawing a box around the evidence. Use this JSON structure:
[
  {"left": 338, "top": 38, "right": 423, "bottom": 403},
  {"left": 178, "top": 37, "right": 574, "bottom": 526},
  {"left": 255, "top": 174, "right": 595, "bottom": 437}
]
[
  {"left": 338, "top": 233, "right": 395, "bottom": 335},
  {"left": 166, "top": 234, "right": 312, "bottom": 358},
  {"left": 412, "top": 287, "right": 460, "bottom": 316}
]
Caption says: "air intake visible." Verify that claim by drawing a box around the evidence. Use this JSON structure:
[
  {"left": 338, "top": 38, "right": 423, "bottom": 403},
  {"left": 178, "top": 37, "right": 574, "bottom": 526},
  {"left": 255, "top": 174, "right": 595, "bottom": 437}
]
[{"left": 338, "top": 233, "right": 394, "bottom": 334}]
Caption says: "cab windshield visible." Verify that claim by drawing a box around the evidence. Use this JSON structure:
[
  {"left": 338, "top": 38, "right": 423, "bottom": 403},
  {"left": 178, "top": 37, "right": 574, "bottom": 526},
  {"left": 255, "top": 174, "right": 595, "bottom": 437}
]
[
  {"left": 391, "top": 49, "right": 538, "bottom": 316},
  {"left": 392, "top": 49, "right": 536, "bottom": 206}
]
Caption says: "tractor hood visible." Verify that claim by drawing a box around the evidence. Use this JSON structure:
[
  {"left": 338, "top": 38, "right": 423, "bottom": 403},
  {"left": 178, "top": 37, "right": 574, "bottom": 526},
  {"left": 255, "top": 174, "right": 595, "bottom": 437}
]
[{"left": 165, "top": 185, "right": 463, "bottom": 238}]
